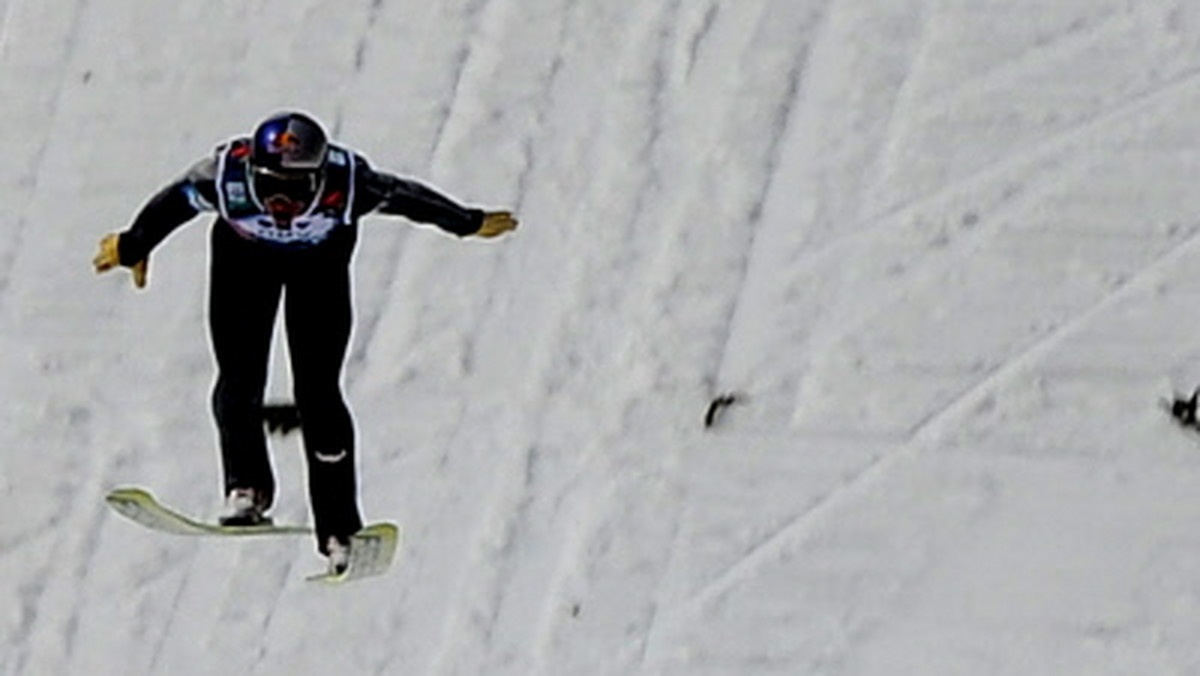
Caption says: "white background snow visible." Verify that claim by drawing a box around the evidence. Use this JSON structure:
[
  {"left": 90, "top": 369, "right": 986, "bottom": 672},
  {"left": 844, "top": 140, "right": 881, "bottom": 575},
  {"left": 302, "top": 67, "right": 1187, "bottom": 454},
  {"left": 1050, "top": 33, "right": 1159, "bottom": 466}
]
[{"left": 4, "top": 0, "right": 1200, "bottom": 674}]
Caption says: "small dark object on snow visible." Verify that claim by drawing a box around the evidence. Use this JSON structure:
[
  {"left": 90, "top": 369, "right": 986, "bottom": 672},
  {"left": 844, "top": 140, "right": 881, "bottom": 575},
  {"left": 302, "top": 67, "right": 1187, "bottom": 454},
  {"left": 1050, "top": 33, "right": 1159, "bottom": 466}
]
[
  {"left": 263, "top": 402, "right": 302, "bottom": 435},
  {"left": 1168, "top": 387, "right": 1200, "bottom": 429},
  {"left": 1170, "top": 388, "right": 1200, "bottom": 427},
  {"left": 704, "top": 393, "right": 740, "bottom": 429}
]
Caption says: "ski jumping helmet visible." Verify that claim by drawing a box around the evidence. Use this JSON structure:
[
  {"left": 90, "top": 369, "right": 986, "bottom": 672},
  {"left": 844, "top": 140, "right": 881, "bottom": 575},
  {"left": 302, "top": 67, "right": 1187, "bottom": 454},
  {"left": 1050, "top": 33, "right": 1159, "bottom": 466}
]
[{"left": 249, "top": 111, "right": 329, "bottom": 206}]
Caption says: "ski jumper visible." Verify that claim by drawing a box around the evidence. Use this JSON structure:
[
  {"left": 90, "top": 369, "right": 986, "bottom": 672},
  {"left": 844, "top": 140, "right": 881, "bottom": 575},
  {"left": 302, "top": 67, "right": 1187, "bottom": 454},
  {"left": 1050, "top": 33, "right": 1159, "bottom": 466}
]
[{"left": 116, "top": 138, "right": 484, "bottom": 551}]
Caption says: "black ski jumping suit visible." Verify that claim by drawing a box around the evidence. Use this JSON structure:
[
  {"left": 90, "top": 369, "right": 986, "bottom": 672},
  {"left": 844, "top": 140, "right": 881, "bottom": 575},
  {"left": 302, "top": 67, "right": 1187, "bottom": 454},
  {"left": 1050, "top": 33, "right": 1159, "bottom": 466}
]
[{"left": 114, "top": 137, "right": 485, "bottom": 551}]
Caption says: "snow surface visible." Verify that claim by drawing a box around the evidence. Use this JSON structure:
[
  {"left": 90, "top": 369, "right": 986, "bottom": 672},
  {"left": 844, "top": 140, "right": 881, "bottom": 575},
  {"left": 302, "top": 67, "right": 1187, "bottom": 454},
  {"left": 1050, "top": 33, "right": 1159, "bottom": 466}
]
[{"left": 5, "top": 0, "right": 1200, "bottom": 674}]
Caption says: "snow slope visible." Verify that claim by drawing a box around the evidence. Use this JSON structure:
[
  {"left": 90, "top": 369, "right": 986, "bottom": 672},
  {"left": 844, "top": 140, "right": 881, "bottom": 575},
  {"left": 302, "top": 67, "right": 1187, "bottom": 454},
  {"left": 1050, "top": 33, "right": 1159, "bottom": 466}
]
[{"left": 5, "top": 0, "right": 1200, "bottom": 674}]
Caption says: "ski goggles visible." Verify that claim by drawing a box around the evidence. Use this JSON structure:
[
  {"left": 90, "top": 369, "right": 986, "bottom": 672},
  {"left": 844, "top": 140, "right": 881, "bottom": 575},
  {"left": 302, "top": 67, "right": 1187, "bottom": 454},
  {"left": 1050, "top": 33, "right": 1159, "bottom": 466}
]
[{"left": 252, "top": 166, "right": 320, "bottom": 203}]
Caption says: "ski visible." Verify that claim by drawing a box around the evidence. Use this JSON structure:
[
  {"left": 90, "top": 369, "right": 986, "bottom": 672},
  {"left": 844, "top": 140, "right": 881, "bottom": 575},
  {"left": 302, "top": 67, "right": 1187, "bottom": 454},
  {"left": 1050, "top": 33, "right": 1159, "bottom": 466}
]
[{"left": 106, "top": 487, "right": 312, "bottom": 536}]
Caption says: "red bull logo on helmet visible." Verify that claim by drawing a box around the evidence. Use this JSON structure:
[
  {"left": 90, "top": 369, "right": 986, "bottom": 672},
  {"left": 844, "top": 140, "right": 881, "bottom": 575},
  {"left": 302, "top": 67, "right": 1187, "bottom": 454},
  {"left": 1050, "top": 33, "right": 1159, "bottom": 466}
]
[{"left": 268, "top": 129, "right": 303, "bottom": 157}]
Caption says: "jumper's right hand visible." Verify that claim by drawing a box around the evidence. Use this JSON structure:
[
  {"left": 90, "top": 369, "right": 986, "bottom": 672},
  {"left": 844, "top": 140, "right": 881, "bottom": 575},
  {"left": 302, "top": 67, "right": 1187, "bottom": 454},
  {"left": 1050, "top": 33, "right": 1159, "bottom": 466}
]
[{"left": 93, "top": 233, "right": 148, "bottom": 289}]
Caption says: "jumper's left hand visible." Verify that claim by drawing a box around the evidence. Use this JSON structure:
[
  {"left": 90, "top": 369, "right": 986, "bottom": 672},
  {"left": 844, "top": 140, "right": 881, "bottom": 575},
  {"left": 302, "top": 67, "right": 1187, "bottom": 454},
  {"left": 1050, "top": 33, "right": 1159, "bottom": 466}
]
[
  {"left": 93, "top": 233, "right": 148, "bottom": 289},
  {"left": 476, "top": 211, "right": 518, "bottom": 238}
]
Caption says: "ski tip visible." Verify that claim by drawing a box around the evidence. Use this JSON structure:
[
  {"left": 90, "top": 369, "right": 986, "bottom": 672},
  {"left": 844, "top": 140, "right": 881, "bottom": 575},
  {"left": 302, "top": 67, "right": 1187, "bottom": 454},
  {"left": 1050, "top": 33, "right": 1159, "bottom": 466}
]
[
  {"left": 362, "top": 522, "right": 400, "bottom": 538},
  {"left": 106, "top": 486, "right": 153, "bottom": 502}
]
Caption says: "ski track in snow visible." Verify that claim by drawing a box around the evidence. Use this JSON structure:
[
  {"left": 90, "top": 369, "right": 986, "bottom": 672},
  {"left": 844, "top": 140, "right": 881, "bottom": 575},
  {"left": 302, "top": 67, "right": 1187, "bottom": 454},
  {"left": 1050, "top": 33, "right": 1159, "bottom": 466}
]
[
  {"left": 715, "top": 2, "right": 1200, "bottom": 434},
  {"left": 423, "top": 2, "right": 701, "bottom": 669},
  {"left": 0, "top": 0, "right": 15, "bottom": 60},
  {"left": 665, "top": 221, "right": 1200, "bottom": 635},
  {"left": 631, "top": 2, "right": 1200, "bottom": 671},
  {"left": 0, "top": 0, "right": 87, "bottom": 316},
  {"left": 345, "top": 0, "right": 492, "bottom": 389},
  {"left": 412, "top": 0, "right": 839, "bottom": 670},
  {"left": 630, "top": 0, "right": 842, "bottom": 667},
  {"left": 8, "top": 1, "right": 1200, "bottom": 675}
]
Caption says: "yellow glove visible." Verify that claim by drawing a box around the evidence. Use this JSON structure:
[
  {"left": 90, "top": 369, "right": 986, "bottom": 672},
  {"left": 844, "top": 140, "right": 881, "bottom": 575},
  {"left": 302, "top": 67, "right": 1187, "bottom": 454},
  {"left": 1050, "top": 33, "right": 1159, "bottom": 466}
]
[
  {"left": 93, "top": 233, "right": 148, "bottom": 289},
  {"left": 476, "top": 211, "right": 518, "bottom": 238}
]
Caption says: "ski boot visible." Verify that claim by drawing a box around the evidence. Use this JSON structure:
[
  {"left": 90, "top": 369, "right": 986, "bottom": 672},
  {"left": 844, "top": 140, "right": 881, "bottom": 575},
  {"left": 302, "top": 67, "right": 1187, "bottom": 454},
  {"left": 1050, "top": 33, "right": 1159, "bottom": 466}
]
[
  {"left": 326, "top": 535, "right": 351, "bottom": 575},
  {"left": 219, "top": 487, "right": 273, "bottom": 527}
]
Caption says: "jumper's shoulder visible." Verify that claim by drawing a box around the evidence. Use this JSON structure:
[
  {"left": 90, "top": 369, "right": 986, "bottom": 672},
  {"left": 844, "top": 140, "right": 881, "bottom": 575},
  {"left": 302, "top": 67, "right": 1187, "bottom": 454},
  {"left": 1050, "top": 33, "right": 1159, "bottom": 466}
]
[
  {"left": 178, "top": 156, "right": 220, "bottom": 211},
  {"left": 184, "top": 155, "right": 219, "bottom": 183}
]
